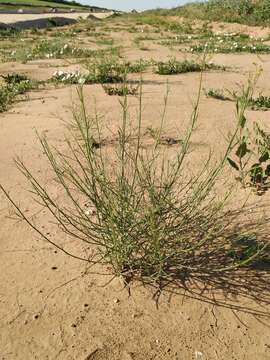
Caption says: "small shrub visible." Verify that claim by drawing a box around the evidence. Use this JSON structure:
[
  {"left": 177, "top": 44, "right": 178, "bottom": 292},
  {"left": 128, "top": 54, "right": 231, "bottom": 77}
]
[{"left": 1, "top": 79, "right": 268, "bottom": 288}]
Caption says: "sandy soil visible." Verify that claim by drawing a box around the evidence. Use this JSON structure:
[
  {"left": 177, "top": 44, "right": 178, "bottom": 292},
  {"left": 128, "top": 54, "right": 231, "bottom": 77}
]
[{"left": 0, "top": 17, "right": 270, "bottom": 360}]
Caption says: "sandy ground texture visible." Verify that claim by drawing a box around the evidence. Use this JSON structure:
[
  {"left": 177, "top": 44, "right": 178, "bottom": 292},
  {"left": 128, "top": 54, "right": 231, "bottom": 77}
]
[{"left": 0, "top": 15, "right": 270, "bottom": 360}]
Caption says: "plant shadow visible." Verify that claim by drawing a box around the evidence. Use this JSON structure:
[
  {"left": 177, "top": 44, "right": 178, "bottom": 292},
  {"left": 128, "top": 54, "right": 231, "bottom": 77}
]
[{"left": 147, "top": 205, "right": 270, "bottom": 318}]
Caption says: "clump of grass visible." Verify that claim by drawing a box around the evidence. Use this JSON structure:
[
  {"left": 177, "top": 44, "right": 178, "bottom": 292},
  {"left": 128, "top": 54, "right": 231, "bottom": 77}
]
[
  {"left": 1, "top": 74, "right": 268, "bottom": 288},
  {"left": 0, "top": 73, "right": 38, "bottom": 112},
  {"left": 102, "top": 83, "right": 138, "bottom": 96},
  {"left": 155, "top": 59, "right": 225, "bottom": 75}
]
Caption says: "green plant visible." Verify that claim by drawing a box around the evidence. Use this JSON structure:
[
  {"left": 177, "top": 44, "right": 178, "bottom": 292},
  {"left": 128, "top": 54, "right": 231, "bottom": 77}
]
[
  {"left": 0, "top": 73, "right": 38, "bottom": 112},
  {"left": 206, "top": 88, "right": 231, "bottom": 101},
  {"left": 4, "top": 38, "right": 121, "bottom": 63},
  {"left": 250, "top": 95, "right": 270, "bottom": 110},
  {"left": 1, "top": 75, "right": 268, "bottom": 288},
  {"left": 0, "top": 84, "right": 12, "bottom": 112},
  {"left": 227, "top": 74, "right": 270, "bottom": 194},
  {"left": 155, "top": 59, "right": 225, "bottom": 75},
  {"left": 86, "top": 60, "right": 125, "bottom": 84},
  {"left": 102, "top": 83, "right": 139, "bottom": 96}
]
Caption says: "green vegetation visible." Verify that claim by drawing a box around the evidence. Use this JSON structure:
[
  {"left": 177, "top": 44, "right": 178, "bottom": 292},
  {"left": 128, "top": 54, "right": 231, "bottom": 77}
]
[
  {"left": 250, "top": 95, "right": 270, "bottom": 110},
  {"left": 155, "top": 59, "right": 225, "bottom": 75},
  {"left": 206, "top": 86, "right": 270, "bottom": 110},
  {"left": 0, "top": 0, "right": 106, "bottom": 11},
  {"left": 1, "top": 78, "right": 268, "bottom": 287},
  {"left": 102, "top": 83, "right": 139, "bottom": 96},
  {"left": 0, "top": 73, "right": 39, "bottom": 112},
  {"left": 2, "top": 38, "right": 120, "bottom": 63},
  {"left": 148, "top": 0, "right": 270, "bottom": 26}
]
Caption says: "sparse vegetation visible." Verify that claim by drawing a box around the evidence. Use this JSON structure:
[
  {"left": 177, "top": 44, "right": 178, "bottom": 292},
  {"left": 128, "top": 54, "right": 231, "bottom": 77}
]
[
  {"left": 150, "top": 0, "right": 270, "bottom": 26},
  {"left": 227, "top": 73, "right": 270, "bottom": 194},
  {"left": 0, "top": 73, "right": 39, "bottom": 112},
  {"left": 102, "top": 83, "right": 138, "bottom": 96},
  {"left": 206, "top": 88, "right": 230, "bottom": 101},
  {"left": 155, "top": 59, "right": 225, "bottom": 75}
]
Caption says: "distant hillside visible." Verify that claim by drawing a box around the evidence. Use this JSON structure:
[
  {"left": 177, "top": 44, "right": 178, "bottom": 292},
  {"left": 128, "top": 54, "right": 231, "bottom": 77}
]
[
  {"left": 0, "top": 0, "right": 109, "bottom": 12},
  {"left": 149, "top": 0, "right": 270, "bottom": 26}
]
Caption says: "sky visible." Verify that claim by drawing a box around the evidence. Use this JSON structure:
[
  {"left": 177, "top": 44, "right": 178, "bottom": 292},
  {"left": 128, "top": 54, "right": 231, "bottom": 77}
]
[{"left": 83, "top": 1, "right": 190, "bottom": 12}]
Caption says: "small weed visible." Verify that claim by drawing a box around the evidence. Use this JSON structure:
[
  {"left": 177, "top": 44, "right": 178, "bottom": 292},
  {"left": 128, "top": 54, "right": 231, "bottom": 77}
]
[
  {"left": 206, "top": 88, "right": 231, "bottom": 101},
  {"left": 102, "top": 83, "right": 138, "bottom": 96},
  {"left": 155, "top": 59, "right": 225, "bottom": 75},
  {"left": 0, "top": 73, "right": 38, "bottom": 112},
  {"left": 250, "top": 95, "right": 270, "bottom": 110},
  {"left": 227, "top": 72, "right": 270, "bottom": 194}
]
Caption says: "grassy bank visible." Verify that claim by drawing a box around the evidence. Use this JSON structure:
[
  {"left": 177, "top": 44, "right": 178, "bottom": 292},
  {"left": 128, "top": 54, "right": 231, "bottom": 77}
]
[{"left": 147, "top": 0, "right": 270, "bottom": 26}]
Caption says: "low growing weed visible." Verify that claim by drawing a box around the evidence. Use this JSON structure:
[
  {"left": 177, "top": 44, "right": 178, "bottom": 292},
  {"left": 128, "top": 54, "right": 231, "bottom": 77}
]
[
  {"left": 155, "top": 59, "right": 225, "bottom": 75},
  {"left": 102, "top": 83, "right": 139, "bottom": 96},
  {"left": 227, "top": 73, "right": 270, "bottom": 194},
  {"left": 0, "top": 73, "right": 39, "bottom": 112}
]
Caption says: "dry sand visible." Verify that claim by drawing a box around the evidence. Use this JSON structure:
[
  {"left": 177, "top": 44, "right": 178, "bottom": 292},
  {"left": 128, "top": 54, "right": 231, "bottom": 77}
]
[{"left": 0, "top": 18, "right": 270, "bottom": 360}]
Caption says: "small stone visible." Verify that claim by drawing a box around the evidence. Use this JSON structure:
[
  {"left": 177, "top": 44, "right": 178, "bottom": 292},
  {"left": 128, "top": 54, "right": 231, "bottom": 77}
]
[
  {"left": 34, "top": 314, "right": 39, "bottom": 319},
  {"left": 51, "top": 266, "right": 57, "bottom": 270},
  {"left": 71, "top": 323, "right": 77, "bottom": 328},
  {"left": 113, "top": 298, "right": 120, "bottom": 304},
  {"left": 195, "top": 351, "right": 204, "bottom": 358}
]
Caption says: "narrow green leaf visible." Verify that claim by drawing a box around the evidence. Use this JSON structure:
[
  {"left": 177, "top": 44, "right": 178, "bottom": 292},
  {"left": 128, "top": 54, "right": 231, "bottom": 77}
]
[
  {"left": 259, "top": 151, "right": 269, "bottom": 163},
  {"left": 239, "top": 114, "right": 246, "bottom": 129},
  {"left": 227, "top": 158, "right": 239, "bottom": 171},
  {"left": 236, "top": 142, "right": 248, "bottom": 158}
]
